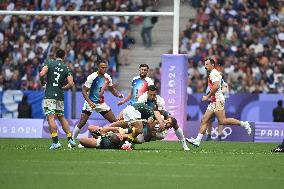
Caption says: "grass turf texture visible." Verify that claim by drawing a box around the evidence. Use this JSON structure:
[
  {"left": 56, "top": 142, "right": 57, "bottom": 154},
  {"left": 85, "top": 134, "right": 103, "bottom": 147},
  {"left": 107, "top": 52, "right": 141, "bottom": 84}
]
[{"left": 0, "top": 139, "right": 283, "bottom": 189}]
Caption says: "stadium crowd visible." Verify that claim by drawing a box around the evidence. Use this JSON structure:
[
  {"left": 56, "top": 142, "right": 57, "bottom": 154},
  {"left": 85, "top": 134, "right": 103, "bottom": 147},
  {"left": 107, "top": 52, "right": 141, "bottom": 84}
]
[
  {"left": 181, "top": 0, "right": 284, "bottom": 94},
  {"left": 1, "top": 0, "right": 284, "bottom": 94},
  {"left": 0, "top": 0, "right": 152, "bottom": 91}
]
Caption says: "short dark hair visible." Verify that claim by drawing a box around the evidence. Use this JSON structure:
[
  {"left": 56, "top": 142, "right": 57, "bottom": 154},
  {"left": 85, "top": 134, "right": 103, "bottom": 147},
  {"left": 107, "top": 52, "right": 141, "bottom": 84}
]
[
  {"left": 205, "top": 58, "right": 216, "bottom": 66},
  {"left": 139, "top": 64, "right": 149, "bottom": 69},
  {"left": 97, "top": 61, "right": 108, "bottom": 67},
  {"left": 278, "top": 100, "right": 283, "bottom": 106},
  {"left": 56, "top": 49, "right": 65, "bottom": 59},
  {"left": 147, "top": 85, "right": 157, "bottom": 91},
  {"left": 109, "top": 134, "right": 123, "bottom": 148},
  {"left": 170, "top": 117, "right": 177, "bottom": 128}
]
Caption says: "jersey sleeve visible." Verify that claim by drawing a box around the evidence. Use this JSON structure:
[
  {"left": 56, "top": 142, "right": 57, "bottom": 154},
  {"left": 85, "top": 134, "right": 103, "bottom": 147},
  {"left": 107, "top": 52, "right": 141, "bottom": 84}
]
[
  {"left": 210, "top": 69, "right": 221, "bottom": 83},
  {"left": 105, "top": 73, "right": 113, "bottom": 87},
  {"left": 157, "top": 95, "right": 166, "bottom": 110},
  {"left": 146, "top": 77, "right": 154, "bottom": 86},
  {"left": 42, "top": 59, "right": 50, "bottom": 68},
  {"left": 84, "top": 73, "right": 97, "bottom": 88},
  {"left": 136, "top": 92, "right": 148, "bottom": 103}
]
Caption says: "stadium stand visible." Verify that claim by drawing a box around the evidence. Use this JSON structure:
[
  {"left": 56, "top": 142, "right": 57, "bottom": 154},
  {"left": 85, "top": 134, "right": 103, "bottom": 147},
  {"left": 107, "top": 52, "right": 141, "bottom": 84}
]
[
  {"left": 0, "top": 0, "right": 149, "bottom": 91},
  {"left": 180, "top": 0, "right": 284, "bottom": 94}
]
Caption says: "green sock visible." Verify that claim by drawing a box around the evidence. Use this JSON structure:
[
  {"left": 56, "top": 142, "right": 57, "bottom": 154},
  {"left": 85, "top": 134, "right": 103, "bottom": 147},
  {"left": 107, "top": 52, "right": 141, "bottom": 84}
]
[{"left": 52, "top": 136, "right": 58, "bottom": 144}]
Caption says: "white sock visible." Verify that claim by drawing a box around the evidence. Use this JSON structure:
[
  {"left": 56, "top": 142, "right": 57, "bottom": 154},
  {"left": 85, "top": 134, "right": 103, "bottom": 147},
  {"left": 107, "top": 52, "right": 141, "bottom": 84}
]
[
  {"left": 72, "top": 125, "right": 81, "bottom": 140},
  {"left": 174, "top": 127, "right": 187, "bottom": 146},
  {"left": 196, "top": 133, "right": 204, "bottom": 142},
  {"left": 240, "top": 121, "right": 246, "bottom": 127}
]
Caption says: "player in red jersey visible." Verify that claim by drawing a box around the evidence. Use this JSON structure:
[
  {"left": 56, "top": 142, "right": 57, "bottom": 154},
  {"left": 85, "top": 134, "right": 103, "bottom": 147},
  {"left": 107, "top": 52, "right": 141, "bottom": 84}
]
[{"left": 186, "top": 58, "right": 251, "bottom": 147}]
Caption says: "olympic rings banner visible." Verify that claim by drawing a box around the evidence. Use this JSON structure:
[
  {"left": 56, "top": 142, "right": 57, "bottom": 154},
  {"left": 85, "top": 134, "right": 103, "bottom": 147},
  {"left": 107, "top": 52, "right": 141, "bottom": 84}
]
[{"left": 184, "top": 121, "right": 255, "bottom": 142}]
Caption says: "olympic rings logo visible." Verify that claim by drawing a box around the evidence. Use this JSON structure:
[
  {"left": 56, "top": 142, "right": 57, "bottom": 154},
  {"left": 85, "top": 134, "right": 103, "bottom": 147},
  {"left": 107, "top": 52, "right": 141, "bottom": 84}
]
[{"left": 207, "top": 127, "right": 232, "bottom": 140}]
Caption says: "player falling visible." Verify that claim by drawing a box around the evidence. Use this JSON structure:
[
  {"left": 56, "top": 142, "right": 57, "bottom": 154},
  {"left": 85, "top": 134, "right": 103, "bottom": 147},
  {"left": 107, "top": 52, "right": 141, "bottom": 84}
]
[{"left": 186, "top": 58, "right": 251, "bottom": 147}]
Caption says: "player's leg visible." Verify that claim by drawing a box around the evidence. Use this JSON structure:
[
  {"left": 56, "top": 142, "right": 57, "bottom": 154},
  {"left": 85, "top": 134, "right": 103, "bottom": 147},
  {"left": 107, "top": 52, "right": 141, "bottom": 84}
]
[
  {"left": 72, "top": 111, "right": 90, "bottom": 140},
  {"left": 106, "top": 120, "right": 129, "bottom": 128},
  {"left": 96, "top": 102, "right": 117, "bottom": 123},
  {"left": 72, "top": 101, "right": 92, "bottom": 140},
  {"left": 46, "top": 114, "right": 61, "bottom": 149},
  {"left": 172, "top": 123, "right": 190, "bottom": 151},
  {"left": 58, "top": 115, "right": 76, "bottom": 147},
  {"left": 206, "top": 119, "right": 213, "bottom": 141},
  {"left": 79, "top": 137, "right": 100, "bottom": 148},
  {"left": 101, "top": 110, "right": 117, "bottom": 123},
  {"left": 186, "top": 107, "right": 214, "bottom": 147},
  {"left": 217, "top": 122, "right": 224, "bottom": 141},
  {"left": 55, "top": 100, "right": 76, "bottom": 147},
  {"left": 214, "top": 101, "right": 251, "bottom": 135},
  {"left": 44, "top": 99, "right": 61, "bottom": 150}
]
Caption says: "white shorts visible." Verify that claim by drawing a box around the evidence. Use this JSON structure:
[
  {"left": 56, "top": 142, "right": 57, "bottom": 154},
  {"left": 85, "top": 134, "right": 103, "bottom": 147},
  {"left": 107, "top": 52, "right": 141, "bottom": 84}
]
[
  {"left": 122, "top": 105, "right": 142, "bottom": 124},
  {"left": 207, "top": 101, "right": 225, "bottom": 112},
  {"left": 82, "top": 101, "right": 110, "bottom": 113}
]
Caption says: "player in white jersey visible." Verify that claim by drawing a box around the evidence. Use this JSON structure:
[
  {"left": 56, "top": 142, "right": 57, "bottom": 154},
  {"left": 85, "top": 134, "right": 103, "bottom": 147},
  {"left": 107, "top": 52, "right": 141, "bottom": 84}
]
[
  {"left": 117, "top": 64, "right": 154, "bottom": 106},
  {"left": 206, "top": 78, "right": 228, "bottom": 141},
  {"left": 72, "top": 61, "right": 123, "bottom": 141},
  {"left": 186, "top": 58, "right": 251, "bottom": 147}
]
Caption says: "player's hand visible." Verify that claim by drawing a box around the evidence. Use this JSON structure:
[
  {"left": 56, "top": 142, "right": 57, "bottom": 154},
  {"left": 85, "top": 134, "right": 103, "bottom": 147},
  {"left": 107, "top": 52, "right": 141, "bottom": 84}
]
[
  {"left": 118, "top": 127, "right": 125, "bottom": 135},
  {"left": 41, "top": 81, "right": 46, "bottom": 87},
  {"left": 117, "top": 100, "right": 124, "bottom": 106},
  {"left": 88, "top": 101, "right": 96, "bottom": 109},
  {"left": 202, "top": 96, "right": 208, "bottom": 102},
  {"left": 118, "top": 94, "right": 124, "bottom": 98}
]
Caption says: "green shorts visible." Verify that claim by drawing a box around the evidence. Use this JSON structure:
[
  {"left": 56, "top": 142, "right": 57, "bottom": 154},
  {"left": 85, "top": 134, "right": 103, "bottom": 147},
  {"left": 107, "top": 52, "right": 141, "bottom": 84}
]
[{"left": 43, "top": 99, "right": 64, "bottom": 116}]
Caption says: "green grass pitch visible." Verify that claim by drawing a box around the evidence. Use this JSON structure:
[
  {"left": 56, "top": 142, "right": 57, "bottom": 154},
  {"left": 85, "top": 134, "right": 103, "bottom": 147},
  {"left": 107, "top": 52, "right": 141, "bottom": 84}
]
[{"left": 0, "top": 139, "right": 283, "bottom": 189}]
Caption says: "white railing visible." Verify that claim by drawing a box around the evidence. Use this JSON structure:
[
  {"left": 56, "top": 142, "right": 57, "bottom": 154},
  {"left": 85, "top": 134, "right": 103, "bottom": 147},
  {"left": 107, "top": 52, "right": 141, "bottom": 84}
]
[{"left": 0, "top": 0, "right": 180, "bottom": 54}]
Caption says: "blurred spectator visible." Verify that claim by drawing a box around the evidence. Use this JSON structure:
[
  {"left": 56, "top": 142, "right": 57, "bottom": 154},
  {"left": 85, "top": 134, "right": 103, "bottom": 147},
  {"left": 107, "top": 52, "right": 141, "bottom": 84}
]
[
  {"left": 176, "top": 0, "right": 284, "bottom": 94},
  {"left": 141, "top": 2, "right": 154, "bottom": 48},
  {"left": 0, "top": 0, "right": 152, "bottom": 91},
  {"left": 18, "top": 95, "right": 32, "bottom": 118},
  {"left": 273, "top": 100, "right": 284, "bottom": 122}
]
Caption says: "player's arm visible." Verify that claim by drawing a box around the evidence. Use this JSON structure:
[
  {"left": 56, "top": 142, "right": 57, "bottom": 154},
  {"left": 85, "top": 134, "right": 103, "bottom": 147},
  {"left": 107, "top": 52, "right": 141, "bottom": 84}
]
[
  {"left": 62, "top": 75, "right": 74, "bottom": 90},
  {"left": 136, "top": 92, "right": 147, "bottom": 103},
  {"left": 202, "top": 80, "right": 220, "bottom": 102},
  {"left": 82, "top": 86, "right": 96, "bottom": 109},
  {"left": 108, "top": 85, "right": 123, "bottom": 98},
  {"left": 117, "top": 90, "right": 132, "bottom": 106},
  {"left": 154, "top": 111, "right": 165, "bottom": 131},
  {"left": 39, "top": 66, "right": 48, "bottom": 86}
]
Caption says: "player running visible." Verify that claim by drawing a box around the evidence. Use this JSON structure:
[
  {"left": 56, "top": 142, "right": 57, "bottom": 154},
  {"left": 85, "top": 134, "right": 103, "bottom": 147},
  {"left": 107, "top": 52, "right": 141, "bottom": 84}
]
[
  {"left": 39, "top": 49, "right": 76, "bottom": 150},
  {"left": 186, "top": 58, "right": 251, "bottom": 147}
]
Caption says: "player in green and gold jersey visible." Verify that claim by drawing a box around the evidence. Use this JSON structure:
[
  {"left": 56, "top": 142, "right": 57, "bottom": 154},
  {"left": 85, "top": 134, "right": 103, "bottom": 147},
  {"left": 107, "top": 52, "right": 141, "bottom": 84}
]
[{"left": 40, "top": 49, "right": 76, "bottom": 150}]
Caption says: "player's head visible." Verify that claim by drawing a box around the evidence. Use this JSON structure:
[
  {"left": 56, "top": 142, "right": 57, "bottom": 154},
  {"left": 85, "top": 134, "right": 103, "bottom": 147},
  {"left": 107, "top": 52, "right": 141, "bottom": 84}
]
[
  {"left": 278, "top": 100, "right": 283, "bottom": 107},
  {"left": 56, "top": 49, "right": 65, "bottom": 59},
  {"left": 147, "top": 85, "right": 157, "bottom": 101},
  {"left": 97, "top": 61, "right": 108, "bottom": 75},
  {"left": 164, "top": 117, "right": 177, "bottom": 129},
  {"left": 139, "top": 64, "right": 149, "bottom": 78},
  {"left": 110, "top": 133, "right": 124, "bottom": 148},
  {"left": 204, "top": 58, "right": 216, "bottom": 72}
]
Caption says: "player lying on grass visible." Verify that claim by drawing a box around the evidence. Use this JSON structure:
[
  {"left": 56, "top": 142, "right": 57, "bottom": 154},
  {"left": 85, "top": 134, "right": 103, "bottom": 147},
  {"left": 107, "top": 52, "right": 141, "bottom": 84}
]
[
  {"left": 79, "top": 116, "right": 177, "bottom": 150},
  {"left": 136, "top": 85, "right": 189, "bottom": 150},
  {"left": 79, "top": 126, "right": 126, "bottom": 149}
]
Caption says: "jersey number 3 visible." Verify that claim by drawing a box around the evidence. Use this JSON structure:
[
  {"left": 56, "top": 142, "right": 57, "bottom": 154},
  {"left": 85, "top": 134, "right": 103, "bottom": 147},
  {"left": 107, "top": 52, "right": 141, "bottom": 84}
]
[{"left": 53, "top": 72, "right": 61, "bottom": 86}]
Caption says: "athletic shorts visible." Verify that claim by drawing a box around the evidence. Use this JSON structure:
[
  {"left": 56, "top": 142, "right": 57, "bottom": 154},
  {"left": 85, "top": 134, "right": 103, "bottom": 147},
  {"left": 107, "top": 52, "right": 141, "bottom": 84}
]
[
  {"left": 43, "top": 99, "right": 64, "bottom": 116},
  {"left": 207, "top": 101, "right": 225, "bottom": 112},
  {"left": 82, "top": 101, "right": 110, "bottom": 113},
  {"left": 122, "top": 105, "right": 142, "bottom": 124}
]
